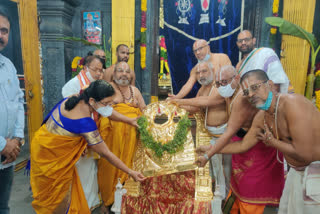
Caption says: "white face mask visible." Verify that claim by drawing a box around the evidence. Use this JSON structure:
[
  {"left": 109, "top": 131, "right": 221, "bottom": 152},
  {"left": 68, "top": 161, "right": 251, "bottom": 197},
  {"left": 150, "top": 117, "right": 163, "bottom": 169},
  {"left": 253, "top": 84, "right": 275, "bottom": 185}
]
[
  {"left": 218, "top": 82, "right": 236, "bottom": 98},
  {"left": 96, "top": 105, "right": 113, "bottom": 117},
  {"left": 86, "top": 68, "right": 95, "bottom": 82}
]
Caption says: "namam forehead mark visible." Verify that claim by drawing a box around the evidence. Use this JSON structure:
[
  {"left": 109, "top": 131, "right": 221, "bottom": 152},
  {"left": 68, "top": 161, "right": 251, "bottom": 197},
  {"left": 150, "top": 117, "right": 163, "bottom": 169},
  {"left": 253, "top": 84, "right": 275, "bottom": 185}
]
[
  {"left": 241, "top": 76, "right": 259, "bottom": 90},
  {"left": 193, "top": 39, "right": 207, "bottom": 50},
  {"left": 196, "top": 63, "right": 210, "bottom": 73},
  {"left": 116, "top": 62, "right": 130, "bottom": 72}
]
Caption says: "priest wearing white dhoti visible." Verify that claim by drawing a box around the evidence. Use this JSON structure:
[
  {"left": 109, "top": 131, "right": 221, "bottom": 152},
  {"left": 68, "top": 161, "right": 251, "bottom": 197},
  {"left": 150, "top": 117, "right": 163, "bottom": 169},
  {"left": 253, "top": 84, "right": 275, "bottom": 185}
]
[{"left": 220, "top": 69, "right": 320, "bottom": 214}]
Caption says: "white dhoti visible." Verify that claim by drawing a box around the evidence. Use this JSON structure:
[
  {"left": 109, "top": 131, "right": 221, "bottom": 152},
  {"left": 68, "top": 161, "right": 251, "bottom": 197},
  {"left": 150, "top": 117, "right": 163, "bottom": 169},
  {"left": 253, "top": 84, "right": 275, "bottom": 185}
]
[
  {"left": 279, "top": 161, "right": 320, "bottom": 214},
  {"left": 207, "top": 123, "right": 230, "bottom": 214},
  {"left": 76, "top": 156, "right": 101, "bottom": 210}
]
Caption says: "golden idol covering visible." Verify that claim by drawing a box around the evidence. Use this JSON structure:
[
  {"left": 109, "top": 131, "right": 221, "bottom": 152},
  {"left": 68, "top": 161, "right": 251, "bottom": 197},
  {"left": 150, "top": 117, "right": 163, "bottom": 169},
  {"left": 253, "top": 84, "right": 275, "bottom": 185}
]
[{"left": 124, "top": 101, "right": 213, "bottom": 201}]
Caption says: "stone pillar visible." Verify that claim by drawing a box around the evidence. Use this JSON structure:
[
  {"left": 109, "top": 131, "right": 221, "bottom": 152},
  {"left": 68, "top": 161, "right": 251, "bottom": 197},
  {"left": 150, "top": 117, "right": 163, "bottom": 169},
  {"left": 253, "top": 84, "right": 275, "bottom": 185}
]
[{"left": 38, "top": 0, "right": 81, "bottom": 115}]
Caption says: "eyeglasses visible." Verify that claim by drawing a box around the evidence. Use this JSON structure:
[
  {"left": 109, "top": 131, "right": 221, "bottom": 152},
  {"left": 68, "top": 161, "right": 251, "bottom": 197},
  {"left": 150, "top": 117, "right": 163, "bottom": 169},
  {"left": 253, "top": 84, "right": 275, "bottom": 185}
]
[
  {"left": 0, "top": 28, "right": 9, "bottom": 35},
  {"left": 242, "top": 80, "right": 268, "bottom": 96},
  {"left": 193, "top": 45, "right": 207, "bottom": 53},
  {"left": 236, "top": 37, "right": 252, "bottom": 44},
  {"left": 215, "top": 76, "right": 235, "bottom": 87},
  {"left": 88, "top": 66, "right": 103, "bottom": 74}
]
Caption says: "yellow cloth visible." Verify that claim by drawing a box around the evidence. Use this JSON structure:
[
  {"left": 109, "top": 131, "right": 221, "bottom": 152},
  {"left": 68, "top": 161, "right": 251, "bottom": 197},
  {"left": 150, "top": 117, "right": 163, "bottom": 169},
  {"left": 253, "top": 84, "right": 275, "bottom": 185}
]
[
  {"left": 98, "top": 103, "right": 141, "bottom": 206},
  {"left": 112, "top": 0, "right": 135, "bottom": 69},
  {"left": 30, "top": 125, "right": 90, "bottom": 214}
]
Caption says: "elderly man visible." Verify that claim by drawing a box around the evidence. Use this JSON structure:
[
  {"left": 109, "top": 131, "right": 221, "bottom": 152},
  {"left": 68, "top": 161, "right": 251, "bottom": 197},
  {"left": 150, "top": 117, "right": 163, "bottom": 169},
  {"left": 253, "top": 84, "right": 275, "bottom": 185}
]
[
  {"left": 0, "top": 7, "right": 25, "bottom": 213},
  {"left": 219, "top": 69, "right": 320, "bottom": 214},
  {"left": 98, "top": 61, "right": 145, "bottom": 213},
  {"left": 235, "top": 30, "right": 290, "bottom": 93},
  {"left": 172, "top": 63, "right": 233, "bottom": 212},
  {"left": 62, "top": 55, "right": 104, "bottom": 97},
  {"left": 169, "top": 39, "right": 231, "bottom": 99},
  {"left": 196, "top": 66, "right": 285, "bottom": 214},
  {"left": 103, "top": 44, "right": 136, "bottom": 86}
]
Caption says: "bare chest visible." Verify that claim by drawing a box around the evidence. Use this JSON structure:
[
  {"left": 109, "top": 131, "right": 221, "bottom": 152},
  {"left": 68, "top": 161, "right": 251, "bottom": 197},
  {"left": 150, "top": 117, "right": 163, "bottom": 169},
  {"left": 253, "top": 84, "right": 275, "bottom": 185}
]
[{"left": 264, "top": 112, "right": 291, "bottom": 143}]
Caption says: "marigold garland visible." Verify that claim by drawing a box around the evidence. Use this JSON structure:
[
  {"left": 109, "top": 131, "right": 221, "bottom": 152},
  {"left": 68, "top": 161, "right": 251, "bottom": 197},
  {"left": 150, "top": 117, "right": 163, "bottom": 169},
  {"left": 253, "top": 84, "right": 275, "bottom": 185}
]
[
  {"left": 270, "top": 0, "right": 280, "bottom": 35},
  {"left": 137, "top": 115, "right": 192, "bottom": 158},
  {"left": 316, "top": 90, "right": 320, "bottom": 111},
  {"left": 71, "top": 56, "right": 84, "bottom": 77},
  {"left": 140, "top": 0, "right": 147, "bottom": 70}
]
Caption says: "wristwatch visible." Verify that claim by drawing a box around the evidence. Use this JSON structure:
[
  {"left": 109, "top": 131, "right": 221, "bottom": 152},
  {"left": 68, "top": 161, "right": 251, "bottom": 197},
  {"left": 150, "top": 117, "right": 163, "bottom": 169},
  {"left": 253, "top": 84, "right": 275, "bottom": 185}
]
[{"left": 13, "top": 137, "right": 25, "bottom": 147}]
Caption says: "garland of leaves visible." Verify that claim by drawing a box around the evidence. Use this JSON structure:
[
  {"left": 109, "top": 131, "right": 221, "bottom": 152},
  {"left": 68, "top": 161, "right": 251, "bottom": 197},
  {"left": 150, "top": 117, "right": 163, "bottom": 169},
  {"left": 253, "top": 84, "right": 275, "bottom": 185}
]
[{"left": 137, "top": 115, "right": 192, "bottom": 158}]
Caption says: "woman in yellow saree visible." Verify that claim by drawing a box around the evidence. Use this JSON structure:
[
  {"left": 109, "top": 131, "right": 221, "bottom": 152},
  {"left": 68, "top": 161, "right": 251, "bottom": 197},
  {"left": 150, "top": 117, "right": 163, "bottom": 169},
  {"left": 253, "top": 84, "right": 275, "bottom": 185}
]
[{"left": 30, "top": 80, "right": 145, "bottom": 214}]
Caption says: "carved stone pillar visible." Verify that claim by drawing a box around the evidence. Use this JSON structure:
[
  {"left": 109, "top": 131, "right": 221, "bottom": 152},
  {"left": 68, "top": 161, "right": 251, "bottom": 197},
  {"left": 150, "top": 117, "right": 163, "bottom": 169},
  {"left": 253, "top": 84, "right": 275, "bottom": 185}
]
[{"left": 38, "top": 0, "right": 81, "bottom": 115}]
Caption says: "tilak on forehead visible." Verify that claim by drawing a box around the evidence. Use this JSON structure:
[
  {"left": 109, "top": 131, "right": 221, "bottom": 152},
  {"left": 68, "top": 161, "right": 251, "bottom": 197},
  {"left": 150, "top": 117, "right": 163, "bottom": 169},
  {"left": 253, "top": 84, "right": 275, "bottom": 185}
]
[
  {"left": 116, "top": 62, "right": 129, "bottom": 71},
  {"left": 242, "top": 79, "right": 250, "bottom": 89},
  {"left": 194, "top": 39, "right": 209, "bottom": 48}
]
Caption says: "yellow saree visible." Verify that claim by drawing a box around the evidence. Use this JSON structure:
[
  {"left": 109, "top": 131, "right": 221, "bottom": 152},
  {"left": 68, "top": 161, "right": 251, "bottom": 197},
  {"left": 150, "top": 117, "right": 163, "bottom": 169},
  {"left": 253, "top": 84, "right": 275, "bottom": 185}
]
[
  {"left": 30, "top": 125, "right": 90, "bottom": 214},
  {"left": 98, "top": 103, "right": 141, "bottom": 206}
]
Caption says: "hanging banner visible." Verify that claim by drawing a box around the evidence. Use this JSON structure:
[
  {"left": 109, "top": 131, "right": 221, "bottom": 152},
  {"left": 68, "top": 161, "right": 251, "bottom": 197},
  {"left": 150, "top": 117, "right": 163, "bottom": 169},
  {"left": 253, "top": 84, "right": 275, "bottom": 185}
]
[{"left": 161, "top": 0, "right": 243, "bottom": 97}]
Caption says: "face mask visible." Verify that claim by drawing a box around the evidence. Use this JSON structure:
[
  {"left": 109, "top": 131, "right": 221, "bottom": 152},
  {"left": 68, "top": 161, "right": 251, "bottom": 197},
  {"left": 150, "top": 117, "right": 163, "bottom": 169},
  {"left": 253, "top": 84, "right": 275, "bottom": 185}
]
[
  {"left": 86, "top": 68, "right": 95, "bottom": 82},
  {"left": 198, "top": 54, "right": 210, "bottom": 63},
  {"left": 256, "top": 91, "right": 273, "bottom": 110},
  {"left": 96, "top": 105, "right": 113, "bottom": 117},
  {"left": 218, "top": 81, "right": 236, "bottom": 98}
]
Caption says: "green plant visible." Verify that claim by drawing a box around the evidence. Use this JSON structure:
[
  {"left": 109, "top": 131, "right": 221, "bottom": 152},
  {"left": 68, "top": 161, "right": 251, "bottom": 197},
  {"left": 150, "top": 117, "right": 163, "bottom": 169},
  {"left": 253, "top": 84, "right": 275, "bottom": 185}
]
[
  {"left": 137, "top": 115, "right": 192, "bottom": 158},
  {"left": 265, "top": 17, "right": 320, "bottom": 99}
]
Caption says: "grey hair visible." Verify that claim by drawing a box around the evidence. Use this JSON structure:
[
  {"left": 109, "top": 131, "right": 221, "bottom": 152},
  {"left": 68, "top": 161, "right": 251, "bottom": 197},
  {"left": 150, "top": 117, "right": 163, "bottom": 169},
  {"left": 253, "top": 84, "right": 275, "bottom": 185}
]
[
  {"left": 217, "top": 65, "right": 236, "bottom": 79},
  {"left": 196, "top": 61, "right": 213, "bottom": 72}
]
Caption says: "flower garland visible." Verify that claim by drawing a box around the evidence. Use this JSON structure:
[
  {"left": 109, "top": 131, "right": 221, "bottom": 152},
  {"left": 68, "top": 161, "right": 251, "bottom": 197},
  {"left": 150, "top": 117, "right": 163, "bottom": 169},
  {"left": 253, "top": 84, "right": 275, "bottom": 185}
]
[
  {"left": 137, "top": 115, "right": 192, "bottom": 158},
  {"left": 316, "top": 90, "right": 320, "bottom": 111},
  {"left": 269, "top": 0, "right": 280, "bottom": 49},
  {"left": 271, "top": 0, "right": 280, "bottom": 35},
  {"left": 71, "top": 56, "right": 84, "bottom": 77},
  {"left": 140, "top": 0, "right": 147, "bottom": 70},
  {"left": 159, "top": 36, "right": 170, "bottom": 80}
]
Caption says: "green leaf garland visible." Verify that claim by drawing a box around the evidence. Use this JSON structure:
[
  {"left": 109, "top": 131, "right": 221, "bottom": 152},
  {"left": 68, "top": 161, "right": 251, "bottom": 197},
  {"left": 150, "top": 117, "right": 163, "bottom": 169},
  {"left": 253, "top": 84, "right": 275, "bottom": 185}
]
[{"left": 137, "top": 115, "right": 192, "bottom": 157}]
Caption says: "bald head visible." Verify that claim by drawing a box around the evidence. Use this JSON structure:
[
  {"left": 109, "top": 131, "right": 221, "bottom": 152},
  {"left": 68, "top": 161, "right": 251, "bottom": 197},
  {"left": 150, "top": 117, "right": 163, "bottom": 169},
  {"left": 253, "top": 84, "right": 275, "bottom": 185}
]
[
  {"left": 193, "top": 39, "right": 210, "bottom": 61},
  {"left": 93, "top": 49, "right": 106, "bottom": 58}
]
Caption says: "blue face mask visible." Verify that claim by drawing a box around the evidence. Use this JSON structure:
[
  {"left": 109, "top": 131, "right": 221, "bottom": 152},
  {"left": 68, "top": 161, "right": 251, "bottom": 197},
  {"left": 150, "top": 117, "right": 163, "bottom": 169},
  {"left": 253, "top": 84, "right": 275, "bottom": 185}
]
[
  {"left": 198, "top": 54, "right": 210, "bottom": 63},
  {"left": 256, "top": 91, "right": 273, "bottom": 110}
]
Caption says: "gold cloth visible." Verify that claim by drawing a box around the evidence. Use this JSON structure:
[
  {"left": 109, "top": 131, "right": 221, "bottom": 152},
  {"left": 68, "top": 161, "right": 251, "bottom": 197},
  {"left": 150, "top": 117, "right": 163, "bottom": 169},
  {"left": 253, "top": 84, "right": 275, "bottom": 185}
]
[{"left": 98, "top": 103, "right": 142, "bottom": 206}]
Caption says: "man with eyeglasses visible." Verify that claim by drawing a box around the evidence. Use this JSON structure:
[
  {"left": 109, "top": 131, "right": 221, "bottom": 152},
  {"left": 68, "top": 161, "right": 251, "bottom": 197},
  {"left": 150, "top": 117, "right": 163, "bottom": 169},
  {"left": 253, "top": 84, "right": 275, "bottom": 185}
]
[
  {"left": 235, "top": 30, "right": 290, "bottom": 93},
  {"left": 168, "top": 39, "right": 231, "bottom": 99},
  {"left": 196, "top": 67, "right": 285, "bottom": 213},
  {"left": 103, "top": 44, "right": 136, "bottom": 86},
  {"left": 222, "top": 69, "right": 320, "bottom": 213},
  {"left": 0, "top": 7, "right": 25, "bottom": 214}
]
